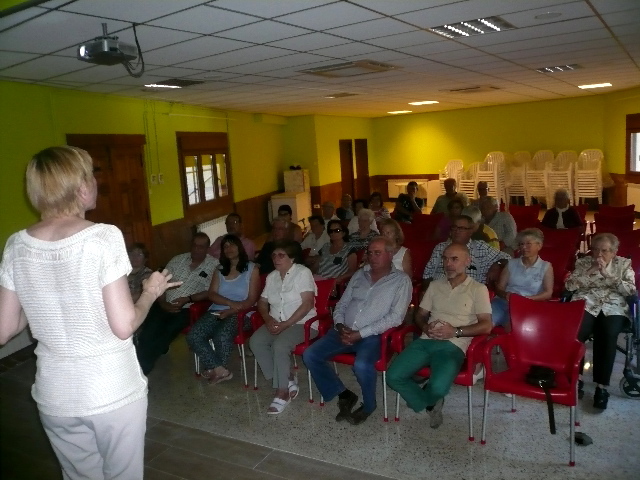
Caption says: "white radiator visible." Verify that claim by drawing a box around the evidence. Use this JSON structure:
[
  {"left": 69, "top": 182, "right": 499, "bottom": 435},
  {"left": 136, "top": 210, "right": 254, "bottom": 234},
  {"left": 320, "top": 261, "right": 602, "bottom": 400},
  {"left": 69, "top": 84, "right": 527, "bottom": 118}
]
[
  {"left": 627, "top": 184, "right": 640, "bottom": 212},
  {"left": 198, "top": 215, "right": 228, "bottom": 242}
]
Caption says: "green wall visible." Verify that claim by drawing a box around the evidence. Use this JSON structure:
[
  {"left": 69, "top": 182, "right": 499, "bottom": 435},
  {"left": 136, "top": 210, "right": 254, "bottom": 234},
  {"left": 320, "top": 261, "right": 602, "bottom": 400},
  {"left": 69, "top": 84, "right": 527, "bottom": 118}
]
[
  {"left": 369, "top": 95, "right": 607, "bottom": 175},
  {"left": 0, "top": 81, "right": 285, "bottom": 248}
]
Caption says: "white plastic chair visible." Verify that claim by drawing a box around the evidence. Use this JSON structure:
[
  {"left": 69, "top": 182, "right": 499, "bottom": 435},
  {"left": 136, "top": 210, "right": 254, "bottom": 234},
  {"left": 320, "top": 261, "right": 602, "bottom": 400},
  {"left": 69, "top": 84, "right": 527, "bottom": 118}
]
[
  {"left": 575, "top": 150, "right": 603, "bottom": 204},
  {"left": 546, "top": 151, "right": 576, "bottom": 205},
  {"left": 439, "top": 159, "right": 464, "bottom": 194},
  {"left": 527, "top": 150, "right": 553, "bottom": 204},
  {"left": 457, "top": 162, "right": 481, "bottom": 201},
  {"left": 476, "top": 152, "right": 507, "bottom": 207}
]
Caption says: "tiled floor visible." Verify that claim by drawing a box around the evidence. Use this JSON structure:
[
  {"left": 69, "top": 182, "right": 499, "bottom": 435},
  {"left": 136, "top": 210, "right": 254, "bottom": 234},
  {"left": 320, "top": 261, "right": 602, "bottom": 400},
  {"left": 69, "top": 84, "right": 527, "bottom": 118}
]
[{"left": 1, "top": 334, "right": 639, "bottom": 480}]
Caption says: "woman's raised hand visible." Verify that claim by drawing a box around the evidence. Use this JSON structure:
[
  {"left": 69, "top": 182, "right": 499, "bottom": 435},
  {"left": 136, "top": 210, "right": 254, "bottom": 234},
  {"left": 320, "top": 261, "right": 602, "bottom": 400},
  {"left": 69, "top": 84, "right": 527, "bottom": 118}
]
[{"left": 142, "top": 269, "right": 182, "bottom": 299}]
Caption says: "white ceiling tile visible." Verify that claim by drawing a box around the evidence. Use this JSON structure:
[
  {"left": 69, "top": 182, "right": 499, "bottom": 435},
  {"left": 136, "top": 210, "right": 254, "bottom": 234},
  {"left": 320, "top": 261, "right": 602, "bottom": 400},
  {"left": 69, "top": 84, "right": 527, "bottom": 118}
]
[
  {"left": 148, "top": 6, "right": 260, "bottom": 35},
  {"left": 143, "top": 66, "right": 209, "bottom": 78},
  {"left": 276, "top": 3, "right": 383, "bottom": 30},
  {"left": 266, "top": 32, "right": 349, "bottom": 50},
  {"left": 0, "top": 11, "right": 129, "bottom": 54},
  {"left": 309, "top": 42, "right": 382, "bottom": 58},
  {"left": 500, "top": 1, "right": 594, "bottom": 29},
  {"left": 38, "top": 0, "right": 75, "bottom": 8},
  {"left": 365, "top": 30, "right": 441, "bottom": 49},
  {"left": 178, "top": 44, "right": 294, "bottom": 72},
  {"left": 602, "top": 8, "right": 640, "bottom": 27},
  {"left": 116, "top": 26, "right": 202, "bottom": 53},
  {"left": 326, "top": 18, "right": 417, "bottom": 41},
  {"left": 0, "top": 6, "right": 48, "bottom": 31},
  {"left": 0, "top": 56, "right": 87, "bottom": 80},
  {"left": 142, "top": 37, "right": 252, "bottom": 66},
  {"left": 396, "top": 41, "right": 466, "bottom": 57},
  {"left": 611, "top": 23, "right": 640, "bottom": 36},
  {"left": 224, "top": 52, "right": 332, "bottom": 74},
  {"left": 0, "top": 51, "right": 41, "bottom": 70},
  {"left": 209, "top": 0, "right": 335, "bottom": 18},
  {"left": 591, "top": 0, "right": 640, "bottom": 15},
  {"left": 479, "top": 29, "right": 612, "bottom": 54},
  {"left": 48, "top": 64, "right": 135, "bottom": 83},
  {"left": 217, "top": 20, "right": 310, "bottom": 44},
  {"left": 349, "top": 0, "right": 453, "bottom": 15},
  {"left": 59, "top": 0, "right": 206, "bottom": 23}
]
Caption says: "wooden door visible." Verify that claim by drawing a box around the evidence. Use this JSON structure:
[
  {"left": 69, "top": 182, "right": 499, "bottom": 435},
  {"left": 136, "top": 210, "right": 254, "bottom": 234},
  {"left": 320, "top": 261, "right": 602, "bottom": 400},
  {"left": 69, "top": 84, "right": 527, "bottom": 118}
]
[
  {"left": 354, "top": 139, "right": 370, "bottom": 199},
  {"left": 66, "top": 134, "right": 153, "bottom": 263},
  {"left": 339, "top": 139, "right": 354, "bottom": 198}
]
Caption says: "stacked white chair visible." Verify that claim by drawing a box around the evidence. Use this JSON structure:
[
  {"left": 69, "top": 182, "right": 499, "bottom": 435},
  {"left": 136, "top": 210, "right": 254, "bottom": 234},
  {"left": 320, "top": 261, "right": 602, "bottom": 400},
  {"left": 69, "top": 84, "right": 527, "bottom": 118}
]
[
  {"left": 527, "top": 150, "right": 553, "bottom": 205},
  {"left": 546, "top": 150, "right": 576, "bottom": 205},
  {"left": 457, "top": 162, "right": 481, "bottom": 201},
  {"left": 439, "top": 159, "right": 464, "bottom": 194},
  {"left": 505, "top": 151, "right": 530, "bottom": 205},
  {"left": 476, "top": 151, "right": 507, "bottom": 207},
  {"left": 574, "top": 149, "right": 603, "bottom": 204}
]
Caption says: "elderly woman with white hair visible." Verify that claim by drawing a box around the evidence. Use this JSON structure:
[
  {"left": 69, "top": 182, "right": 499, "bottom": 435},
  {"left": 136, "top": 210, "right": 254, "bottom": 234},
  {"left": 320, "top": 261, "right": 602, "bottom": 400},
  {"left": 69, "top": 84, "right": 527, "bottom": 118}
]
[
  {"left": 490, "top": 228, "right": 554, "bottom": 330},
  {"left": 565, "top": 232, "right": 636, "bottom": 410},
  {"left": 541, "top": 188, "right": 583, "bottom": 229},
  {"left": 349, "top": 208, "right": 378, "bottom": 251}
]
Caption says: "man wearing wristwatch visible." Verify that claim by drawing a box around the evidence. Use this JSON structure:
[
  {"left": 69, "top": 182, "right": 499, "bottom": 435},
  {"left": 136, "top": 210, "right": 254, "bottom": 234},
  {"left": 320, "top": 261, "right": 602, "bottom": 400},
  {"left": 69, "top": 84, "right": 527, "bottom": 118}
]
[
  {"left": 387, "top": 243, "right": 492, "bottom": 429},
  {"left": 136, "top": 232, "right": 218, "bottom": 374}
]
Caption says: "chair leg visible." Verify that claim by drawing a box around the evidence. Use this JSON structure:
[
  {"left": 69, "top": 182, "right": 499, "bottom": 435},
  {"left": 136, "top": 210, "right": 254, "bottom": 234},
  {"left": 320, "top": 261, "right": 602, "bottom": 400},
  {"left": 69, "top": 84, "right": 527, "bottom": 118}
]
[
  {"left": 293, "top": 355, "right": 298, "bottom": 370},
  {"left": 382, "top": 372, "right": 388, "bottom": 422},
  {"left": 570, "top": 406, "right": 576, "bottom": 466},
  {"left": 253, "top": 359, "right": 258, "bottom": 390},
  {"left": 240, "top": 344, "right": 248, "bottom": 388},
  {"left": 333, "top": 362, "right": 338, "bottom": 375},
  {"left": 467, "top": 386, "right": 474, "bottom": 441},
  {"left": 209, "top": 338, "right": 215, "bottom": 352},
  {"left": 194, "top": 353, "right": 200, "bottom": 377},
  {"left": 237, "top": 344, "right": 242, "bottom": 358},
  {"left": 511, "top": 394, "right": 516, "bottom": 412},
  {"left": 319, "top": 395, "right": 325, "bottom": 406},
  {"left": 308, "top": 370, "right": 314, "bottom": 403},
  {"left": 481, "top": 390, "right": 489, "bottom": 445},
  {"left": 394, "top": 392, "right": 400, "bottom": 422}
]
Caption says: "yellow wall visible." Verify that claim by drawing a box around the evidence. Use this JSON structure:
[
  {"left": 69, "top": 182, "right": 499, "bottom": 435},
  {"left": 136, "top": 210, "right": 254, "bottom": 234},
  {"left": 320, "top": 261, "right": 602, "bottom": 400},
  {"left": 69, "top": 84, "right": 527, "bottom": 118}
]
[
  {"left": 0, "top": 81, "right": 285, "bottom": 248},
  {"left": 282, "top": 116, "right": 319, "bottom": 185},
  {"left": 603, "top": 87, "right": 640, "bottom": 174},
  {"left": 369, "top": 95, "right": 606, "bottom": 175}
]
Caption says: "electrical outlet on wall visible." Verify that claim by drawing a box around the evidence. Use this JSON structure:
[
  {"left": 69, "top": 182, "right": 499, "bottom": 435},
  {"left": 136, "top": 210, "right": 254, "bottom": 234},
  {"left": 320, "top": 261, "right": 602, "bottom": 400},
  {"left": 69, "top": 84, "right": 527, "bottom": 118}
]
[
  {"left": 158, "top": 173, "right": 164, "bottom": 184},
  {"left": 150, "top": 174, "right": 157, "bottom": 185}
]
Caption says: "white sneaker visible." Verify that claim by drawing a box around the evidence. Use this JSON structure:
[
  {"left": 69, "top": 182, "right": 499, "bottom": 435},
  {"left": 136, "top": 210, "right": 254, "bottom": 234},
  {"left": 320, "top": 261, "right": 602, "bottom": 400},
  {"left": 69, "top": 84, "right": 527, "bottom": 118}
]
[{"left": 472, "top": 367, "right": 485, "bottom": 385}]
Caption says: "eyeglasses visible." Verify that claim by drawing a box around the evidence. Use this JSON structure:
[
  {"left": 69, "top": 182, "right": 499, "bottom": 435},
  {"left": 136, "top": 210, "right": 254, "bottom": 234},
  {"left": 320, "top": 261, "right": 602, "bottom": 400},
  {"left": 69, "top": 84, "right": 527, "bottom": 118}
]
[
  {"left": 328, "top": 228, "right": 343, "bottom": 234},
  {"left": 271, "top": 252, "right": 288, "bottom": 259},
  {"left": 592, "top": 247, "right": 612, "bottom": 254},
  {"left": 451, "top": 225, "right": 473, "bottom": 231}
]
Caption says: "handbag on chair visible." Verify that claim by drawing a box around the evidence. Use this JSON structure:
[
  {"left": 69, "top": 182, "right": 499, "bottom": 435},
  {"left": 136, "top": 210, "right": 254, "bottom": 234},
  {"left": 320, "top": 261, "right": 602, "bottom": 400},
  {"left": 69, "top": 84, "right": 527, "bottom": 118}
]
[{"left": 526, "top": 365, "right": 557, "bottom": 434}]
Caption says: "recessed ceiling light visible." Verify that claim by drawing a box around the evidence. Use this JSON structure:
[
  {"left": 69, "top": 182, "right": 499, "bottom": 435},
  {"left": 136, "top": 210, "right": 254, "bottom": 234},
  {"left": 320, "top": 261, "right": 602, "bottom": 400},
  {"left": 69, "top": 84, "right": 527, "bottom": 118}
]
[
  {"left": 388, "top": 110, "right": 412, "bottom": 114},
  {"left": 578, "top": 83, "right": 612, "bottom": 89},
  {"left": 535, "top": 12, "right": 562, "bottom": 20},
  {"left": 144, "top": 84, "right": 181, "bottom": 89},
  {"left": 409, "top": 100, "right": 439, "bottom": 105},
  {"left": 430, "top": 16, "right": 515, "bottom": 39},
  {"left": 536, "top": 64, "right": 582, "bottom": 74}
]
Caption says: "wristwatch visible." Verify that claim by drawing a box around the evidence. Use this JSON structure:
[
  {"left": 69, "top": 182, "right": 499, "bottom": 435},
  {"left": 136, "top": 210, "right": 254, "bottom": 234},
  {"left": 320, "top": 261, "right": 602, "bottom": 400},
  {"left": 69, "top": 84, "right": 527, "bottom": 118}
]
[{"left": 455, "top": 327, "right": 463, "bottom": 338}]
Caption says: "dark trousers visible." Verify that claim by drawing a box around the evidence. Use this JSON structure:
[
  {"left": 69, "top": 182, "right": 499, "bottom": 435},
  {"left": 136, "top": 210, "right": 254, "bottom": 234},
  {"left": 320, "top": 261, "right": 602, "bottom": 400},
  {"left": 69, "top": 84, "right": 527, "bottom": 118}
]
[
  {"left": 135, "top": 303, "right": 189, "bottom": 374},
  {"left": 577, "top": 311, "right": 627, "bottom": 386}
]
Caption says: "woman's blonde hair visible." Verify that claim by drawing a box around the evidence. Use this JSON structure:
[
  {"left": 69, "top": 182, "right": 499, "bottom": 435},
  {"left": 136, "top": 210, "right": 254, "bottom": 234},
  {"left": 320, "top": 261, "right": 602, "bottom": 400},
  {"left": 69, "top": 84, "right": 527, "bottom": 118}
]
[{"left": 26, "top": 146, "right": 94, "bottom": 218}]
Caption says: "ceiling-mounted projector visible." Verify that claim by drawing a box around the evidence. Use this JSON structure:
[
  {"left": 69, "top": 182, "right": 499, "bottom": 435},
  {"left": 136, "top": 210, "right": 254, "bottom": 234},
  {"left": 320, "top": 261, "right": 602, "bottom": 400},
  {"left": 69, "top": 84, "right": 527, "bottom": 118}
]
[{"left": 77, "top": 23, "right": 137, "bottom": 66}]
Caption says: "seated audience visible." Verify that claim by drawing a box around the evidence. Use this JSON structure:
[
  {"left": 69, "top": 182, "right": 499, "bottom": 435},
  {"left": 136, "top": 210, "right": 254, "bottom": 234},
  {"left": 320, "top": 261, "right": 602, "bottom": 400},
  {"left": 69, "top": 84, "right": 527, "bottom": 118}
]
[
  {"left": 435, "top": 197, "right": 465, "bottom": 241},
  {"left": 541, "top": 189, "right": 583, "bottom": 229},
  {"left": 339, "top": 193, "right": 354, "bottom": 220},
  {"left": 186, "top": 235, "right": 260, "bottom": 383},
  {"left": 308, "top": 219, "right": 357, "bottom": 284},
  {"left": 421, "top": 215, "right": 510, "bottom": 296},
  {"left": 395, "top": 181, "right": 425, "bottom": 222},
  {"left": 378, "top": 218, "right": 413, "bottom": 276},
  {"left": 369, "top": 192, "right": 391, "bottom": 220},
  {"left": 431, "top": 178, "right": 468, "bottom": 215},
  {"left": 470, "top": 181, "right": 489, "bottom": 208},
  {"left": 303, "top": 237, "right": 412, "bottom": 425},
  {"left": 565, "top": 233, "right": 636, "bottom": 410},
  {"left": 278, "top": 204, "right": 303, "bottom": 243},
  {"left": 490, "top": 228, "right": 553, "bottom": 330},
  {"left": 387, "top": 243, "right": 492, "bottom": 428},
  {"left": 208, "top": 213, "right": 256, "bottom": 261},
  {"left": 322, "top": 201, "right": 339, "bottom": 222},
  {"left": 349, "top": 209, "right": 379, "bottom": 251},
  {"left": 462, "top": 205, "right": 500, "bottom": 250},
  {"left": 479, "top": 196, "right": 517, "bottom": 253},
  {"left": 127, "top": 242, "right": 153, "bottom": 303},
  {"left": 136, "top": 232, "right": 218, "bottom": 374},
  {"left": 348, "top": 199, "right": 378, "bottom": 234},
  {"left": 250, "top": 241, "right": 317, "bottom": 414},
  {"left": 255, "top": 218, "right": 293, "bottom": 275},
  {"left": 300, "top": 215, "right": 329, "bottom": 257}
]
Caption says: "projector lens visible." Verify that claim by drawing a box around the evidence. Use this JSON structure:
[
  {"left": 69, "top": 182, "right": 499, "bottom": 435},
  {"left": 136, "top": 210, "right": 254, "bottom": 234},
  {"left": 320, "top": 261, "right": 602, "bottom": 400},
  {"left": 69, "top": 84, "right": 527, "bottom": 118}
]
[{"left": 79, "top": 45, "right": 86, "bottom": 57}]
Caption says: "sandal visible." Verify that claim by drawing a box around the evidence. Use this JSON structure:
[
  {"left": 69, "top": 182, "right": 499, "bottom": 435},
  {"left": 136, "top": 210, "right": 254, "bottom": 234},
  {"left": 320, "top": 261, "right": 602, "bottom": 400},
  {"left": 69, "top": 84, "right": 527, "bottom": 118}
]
[
  {"left": 210, "top": 370, "right": 233, "bottom": 385},
  {"left": 288, "top": 378, "right": 299, "bottom": 400},
  {"left": 266, "top": 397, "right": 290, "bottom": 415}
]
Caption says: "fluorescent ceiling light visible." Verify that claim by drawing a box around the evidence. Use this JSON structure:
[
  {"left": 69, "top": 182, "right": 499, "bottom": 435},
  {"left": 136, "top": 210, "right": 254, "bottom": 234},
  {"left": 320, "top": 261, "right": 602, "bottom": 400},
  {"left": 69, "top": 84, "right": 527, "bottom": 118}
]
[
  {"left": 409, "top": 100, "right": 439, "bottom": 105},
  {"left": 144, "top": 84, "right": 181, "bottom": 88},
  {"left": 388, "top": 110, "right": 412, "bottom": 114},
  {"left": 536, "top": 64, "right": 582, "bottom": 74},
  {"left": 578, "top": 83, "right": 612, "bottom": 89},
  {"left": 430, "top": 16, "right": 515, "bottom": 39}
]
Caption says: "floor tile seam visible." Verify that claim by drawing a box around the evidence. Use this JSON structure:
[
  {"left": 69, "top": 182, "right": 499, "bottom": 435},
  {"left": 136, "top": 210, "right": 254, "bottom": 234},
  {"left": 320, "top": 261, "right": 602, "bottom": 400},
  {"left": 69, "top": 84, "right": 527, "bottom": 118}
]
[{"left": 144, "top": 464, "right": 187, "bottom": 480}]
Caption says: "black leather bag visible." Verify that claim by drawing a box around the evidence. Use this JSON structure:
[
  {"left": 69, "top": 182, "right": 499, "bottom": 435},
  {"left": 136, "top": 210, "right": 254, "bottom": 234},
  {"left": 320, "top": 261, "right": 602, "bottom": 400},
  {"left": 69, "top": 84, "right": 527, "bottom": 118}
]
[{"left": 526, "top": 365, "right": 557, "bottom": 434}]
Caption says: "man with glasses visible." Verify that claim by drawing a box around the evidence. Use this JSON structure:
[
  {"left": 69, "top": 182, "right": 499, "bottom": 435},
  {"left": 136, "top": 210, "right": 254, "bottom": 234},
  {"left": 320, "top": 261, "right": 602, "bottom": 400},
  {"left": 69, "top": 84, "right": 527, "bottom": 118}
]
[
  {"left": 208, "top": 213, "right": 256, "bottom": 261},
  {"left": 420, "top": 215, "right": 510, "bottom": 299},
  {"left": 303, "top": 237, "right": 412, "bottom": 425}
]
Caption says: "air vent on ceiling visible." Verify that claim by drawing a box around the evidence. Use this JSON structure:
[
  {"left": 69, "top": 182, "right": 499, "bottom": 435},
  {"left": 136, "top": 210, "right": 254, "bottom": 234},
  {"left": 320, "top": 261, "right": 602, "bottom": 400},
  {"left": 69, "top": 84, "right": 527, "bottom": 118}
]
[
  {"left": 299, "top": 60, "right": 396, "bottom": 78},
  {"left": 536, "top": 64, "right": 582, "bottom": 74},
  {"left": 430, "top": 16, "right": 516, "bottom": 39},
  {"left": 444, "top": 85, "right": 501, "bottom": 94},
  {"left": 325, "top": 92, "right": 358, "bottom": 98}
]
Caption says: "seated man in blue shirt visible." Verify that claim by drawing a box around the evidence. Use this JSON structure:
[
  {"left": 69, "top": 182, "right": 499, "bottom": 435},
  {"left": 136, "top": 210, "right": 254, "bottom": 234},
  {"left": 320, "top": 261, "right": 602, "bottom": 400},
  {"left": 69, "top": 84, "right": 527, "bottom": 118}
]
[{"left": 303, "top": 237, "right": 412, "bottom": 425}]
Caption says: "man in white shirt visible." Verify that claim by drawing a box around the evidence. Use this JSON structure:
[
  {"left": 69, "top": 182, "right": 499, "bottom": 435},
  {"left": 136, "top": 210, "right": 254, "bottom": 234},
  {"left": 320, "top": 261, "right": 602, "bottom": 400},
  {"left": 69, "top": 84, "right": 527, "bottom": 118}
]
[
  {"left": 136, "top": 232, "right": 219, "bottom": 374},
  {"left": 303, "top": 237, "right": 412, "bottom": 425},
  {"left": 300, "top": 215, "right": 329, "bottom": 256}
]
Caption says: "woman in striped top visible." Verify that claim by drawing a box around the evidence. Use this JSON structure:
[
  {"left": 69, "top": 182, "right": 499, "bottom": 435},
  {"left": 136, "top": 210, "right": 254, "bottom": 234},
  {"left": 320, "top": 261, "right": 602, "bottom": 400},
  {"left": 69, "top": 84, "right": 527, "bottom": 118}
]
[{"left": 310, "top": 220, "right": 357, "bottom": 283}]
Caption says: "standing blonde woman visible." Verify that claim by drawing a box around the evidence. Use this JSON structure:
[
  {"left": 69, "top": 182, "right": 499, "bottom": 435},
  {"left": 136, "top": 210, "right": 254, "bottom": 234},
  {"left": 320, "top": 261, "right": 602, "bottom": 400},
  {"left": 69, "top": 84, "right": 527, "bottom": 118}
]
[{"left": 0, "top": 146, "right": 178, "bottom": 480}]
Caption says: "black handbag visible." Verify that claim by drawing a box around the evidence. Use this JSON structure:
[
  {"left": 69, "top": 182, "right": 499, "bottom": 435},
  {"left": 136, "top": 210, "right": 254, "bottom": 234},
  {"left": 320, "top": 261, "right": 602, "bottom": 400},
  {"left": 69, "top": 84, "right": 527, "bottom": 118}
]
[{"left": 526, "top": 365, "right": 557, "bottom": 434}]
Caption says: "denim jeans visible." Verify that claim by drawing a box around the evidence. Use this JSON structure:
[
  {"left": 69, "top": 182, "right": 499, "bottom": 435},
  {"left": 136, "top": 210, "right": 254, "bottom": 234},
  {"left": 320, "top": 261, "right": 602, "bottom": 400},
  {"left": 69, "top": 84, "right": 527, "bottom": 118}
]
[{"left": 303, "top": 329, "right": 381, "bottom": 413}]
